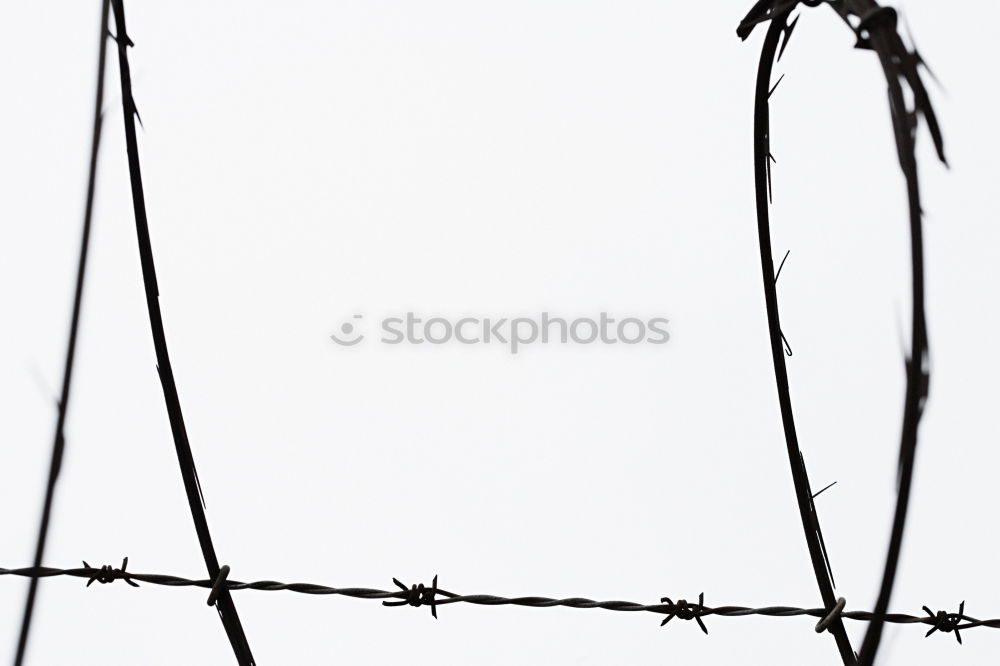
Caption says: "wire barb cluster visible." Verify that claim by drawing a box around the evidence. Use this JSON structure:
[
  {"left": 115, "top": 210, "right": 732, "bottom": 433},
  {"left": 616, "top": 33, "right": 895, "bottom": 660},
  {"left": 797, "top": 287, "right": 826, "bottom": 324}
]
[
  {"left": 923, "top": 602, "right": 966, "bottom": 644},
  {"left": 82, "top": 557, "right": 138, "bottom": 588},
  {"left": 660, "top": 592, "right": 708, "bottom": 635},
  {"left": 383, "top": 576, "right": 440, "bottom": 619},
  {"left": 660, "top": 593, "right": 709, "bottom": 634}
]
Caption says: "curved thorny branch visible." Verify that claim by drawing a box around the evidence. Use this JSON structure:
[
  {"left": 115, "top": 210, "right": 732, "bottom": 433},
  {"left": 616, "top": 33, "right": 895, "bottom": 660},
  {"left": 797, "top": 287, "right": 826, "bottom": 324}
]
[{"left": 737, "top": 1, "right": 945, "bottom": 665}]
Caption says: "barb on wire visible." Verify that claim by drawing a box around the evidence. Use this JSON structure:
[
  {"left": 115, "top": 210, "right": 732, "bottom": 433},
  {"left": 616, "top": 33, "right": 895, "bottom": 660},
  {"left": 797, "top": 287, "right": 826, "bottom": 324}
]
[
  {"left": 108, "top": 1, "right": 254, "bottom": 663},
  {"left": 383, "top": 576, "right": 440, "bottom": 618},
  {"left": 107, "top": 28, "right": 133, "bottom": 48},
  {"left": 660, "top": 592, "right": 708, "bottom": 634},
  {"left": 13, "top": 2, "right": 112, "bottom": 665},
  {"left": 811, "top": 480, "right": 837, "bottom": 499},
  {"left": 777, "top": 15, "right": 800, "bottom": 60},
  {"left": 773, "top": 250, "right": 794, "bottom": 356},
  {"left": 1, "top": 564, "right": 996, "bottom": 641},
  {"left": 82, "top": 557, "right": 139, "bottom": 588},
  {"left": 923, "top": 601, "right": 965, "bottom": 644}
]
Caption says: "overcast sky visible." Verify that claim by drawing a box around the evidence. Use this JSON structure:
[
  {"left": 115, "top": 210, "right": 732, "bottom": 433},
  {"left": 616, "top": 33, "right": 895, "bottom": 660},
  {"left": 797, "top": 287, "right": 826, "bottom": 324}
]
[{"left": 2, "top": 1, "right": 999, "bottom": 664}]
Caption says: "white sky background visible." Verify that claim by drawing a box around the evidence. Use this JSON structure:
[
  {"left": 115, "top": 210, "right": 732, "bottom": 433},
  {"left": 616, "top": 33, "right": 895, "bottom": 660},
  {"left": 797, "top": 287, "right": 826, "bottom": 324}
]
[{"left": 1, "top": 1, "right": 998, "bottom": 664}]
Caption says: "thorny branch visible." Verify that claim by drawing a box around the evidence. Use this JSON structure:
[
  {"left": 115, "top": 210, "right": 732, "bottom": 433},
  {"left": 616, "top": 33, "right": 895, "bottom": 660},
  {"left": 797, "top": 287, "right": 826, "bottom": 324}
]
[{"left": 738, "top": 1, "right": 946, "bottom": 665}]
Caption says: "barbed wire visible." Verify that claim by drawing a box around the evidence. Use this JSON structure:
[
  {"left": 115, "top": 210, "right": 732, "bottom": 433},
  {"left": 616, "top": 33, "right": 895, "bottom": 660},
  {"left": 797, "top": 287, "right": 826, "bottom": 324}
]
[
  {"left": 3, "top": 562, "right": 997, "bottom": 642},
  {"left": 9, "top": 0, "right": 964, "bottom": 663}
]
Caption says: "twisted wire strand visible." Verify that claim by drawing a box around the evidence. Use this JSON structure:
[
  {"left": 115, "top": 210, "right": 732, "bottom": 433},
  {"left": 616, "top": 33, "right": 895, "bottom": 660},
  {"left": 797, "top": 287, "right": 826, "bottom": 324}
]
[{"left": 3, "top": 565, "right": 996, "bottom": 635}]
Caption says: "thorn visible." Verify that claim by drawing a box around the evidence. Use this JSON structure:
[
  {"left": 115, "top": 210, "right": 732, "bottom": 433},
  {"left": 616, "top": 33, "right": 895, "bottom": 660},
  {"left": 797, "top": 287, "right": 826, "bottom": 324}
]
[
  {"left": 769, "top": 73, "right": 786, "bottom": 99},
  {"left": 778, "top": 15, "right": 800, "bottom": 61},
  {"left": 913, "top": 48, "right": 943, "bottom": 90},
  {"left": 108, "top": 30, "right": 134, "bottom": 48},
  {"left": 812, "top": 480, "right": 838, "bottom": 499},
  {"left": 774, "top": 250, "right": 792, "bottom": 356},
  {"left": 899, "top": 12, "right": 943, "bottom": 91},
  {"left": 774, "top": 250, "right": 790, "bottom": 283},
  {"left": 780, "top": 330, "right": 793, "bottom": 356},
  {"left": 766, "top": 152, "right": 775, "bottom": 204},
  {"left": 431, "top": 574, "right": 439, "bottom": 619}
]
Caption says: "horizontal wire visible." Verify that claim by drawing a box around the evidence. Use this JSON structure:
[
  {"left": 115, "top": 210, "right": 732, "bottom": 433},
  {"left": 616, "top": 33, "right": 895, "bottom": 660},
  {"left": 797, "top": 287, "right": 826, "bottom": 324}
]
[{"left": 3, "top": 564, "right": 998, "bottom": 635}]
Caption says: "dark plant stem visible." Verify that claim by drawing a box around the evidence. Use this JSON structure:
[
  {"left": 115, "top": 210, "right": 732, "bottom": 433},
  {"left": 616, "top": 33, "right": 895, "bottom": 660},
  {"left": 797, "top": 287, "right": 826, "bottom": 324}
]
[
  {"left": 12, "top": 2, "right": 111, "bottom": 664},
  {"left": 751, "top": 11, "right": 857, "bottom": 666},
  {"left": 108, "top": 1, "right": 255, "bottom": 664}
]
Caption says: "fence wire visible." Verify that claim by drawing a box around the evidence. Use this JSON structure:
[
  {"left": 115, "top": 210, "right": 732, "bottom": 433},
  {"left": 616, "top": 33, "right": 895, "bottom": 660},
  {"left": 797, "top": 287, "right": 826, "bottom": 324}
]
[
  {"left": 2, "top": 563, "right": 996, "bottom": 643},
  {"left": 6, "top": 0, "right": 974, "bottom": 665}
]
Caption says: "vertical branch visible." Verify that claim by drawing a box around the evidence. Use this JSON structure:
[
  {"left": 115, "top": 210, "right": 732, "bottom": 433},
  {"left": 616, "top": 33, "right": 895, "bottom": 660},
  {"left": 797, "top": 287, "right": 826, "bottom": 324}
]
[
  {"left": 107, "top": 1, "right": 255, "bottom": 664},
  {"left": 748, "top": 12, "right": 858, "bottom": 666},
  {"left": 13, "top": 2, "right": 111, "bottom": 664}
]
